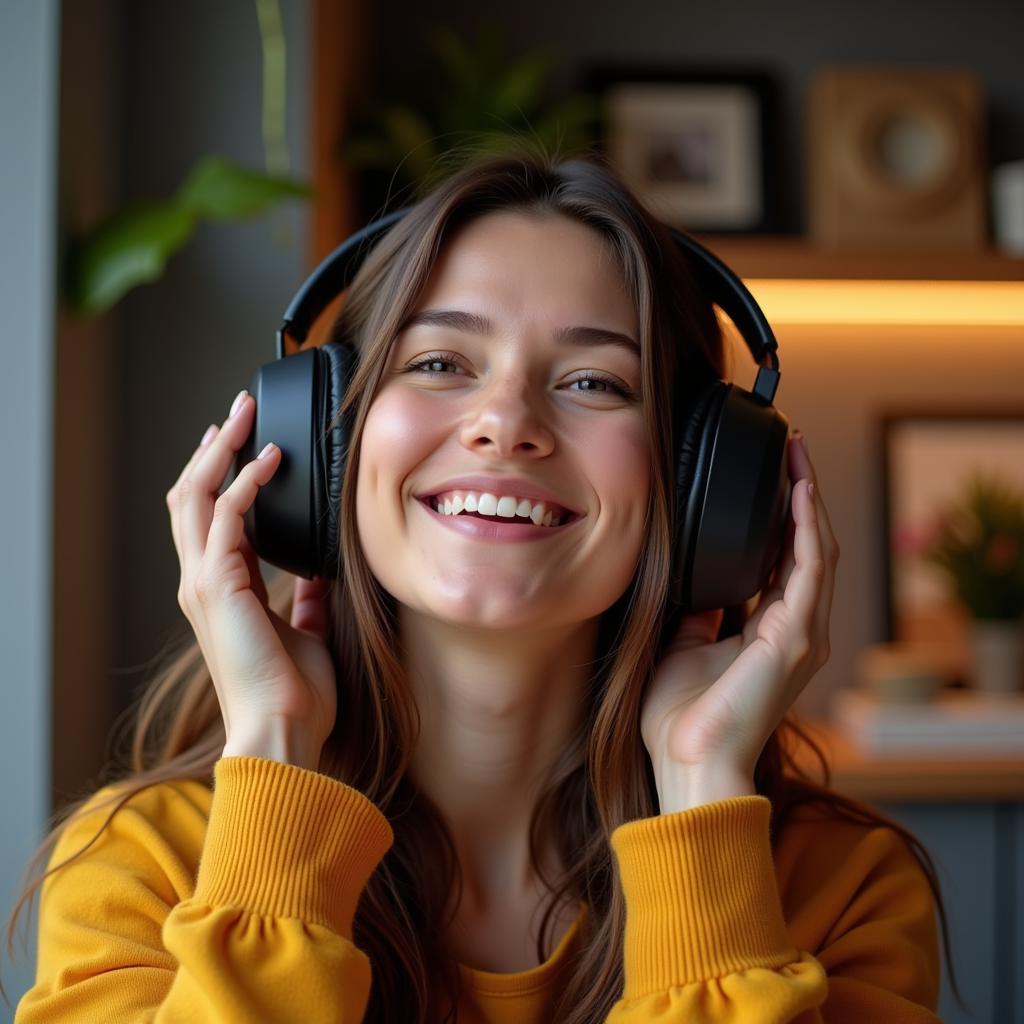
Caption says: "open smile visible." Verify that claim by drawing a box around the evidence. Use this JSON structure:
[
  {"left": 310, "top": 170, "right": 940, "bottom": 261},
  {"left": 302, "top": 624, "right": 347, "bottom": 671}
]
[{"left": 415, "top": 497, "right": 585, "bottom": 543}]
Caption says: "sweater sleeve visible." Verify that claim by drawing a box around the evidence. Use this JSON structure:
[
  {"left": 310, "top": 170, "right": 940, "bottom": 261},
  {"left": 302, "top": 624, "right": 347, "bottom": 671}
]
[
  {"left": 604, "top": 795, "right": 941, "bottom": 1022},
  {"left": 15, "top": 756, "right": 393, "bottom": 1023}
]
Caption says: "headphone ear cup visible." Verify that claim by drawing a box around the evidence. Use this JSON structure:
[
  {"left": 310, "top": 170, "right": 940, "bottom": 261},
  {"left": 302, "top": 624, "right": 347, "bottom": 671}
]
[
  {"left": 312, "top": 341, "right": 358, "bottom": 580},
  {"left": 672, "top": 381, "right": 791, "bottom": 614},
  {"left": 671, "top": 380, "right": 728, "bottom": 612},
  {"left": 238, "top": 342, "right": 356, "bottom": 581}
]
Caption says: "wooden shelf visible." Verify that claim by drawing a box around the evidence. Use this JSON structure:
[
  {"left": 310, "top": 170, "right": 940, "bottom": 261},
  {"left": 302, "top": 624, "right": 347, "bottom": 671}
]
[
  {"left": 693, "top": 235, "right": 1024, "bottom": 282},
  {"left": 789, "top": 717, "right": 1024, "bottom": 803}
]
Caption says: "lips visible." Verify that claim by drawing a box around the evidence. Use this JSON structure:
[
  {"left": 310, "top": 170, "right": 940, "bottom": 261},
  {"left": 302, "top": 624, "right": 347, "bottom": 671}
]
[
  {"left": 413, "top": 475, "right": 584, "bottom": 518},
  {"left": 415, "top": 494, "right": 585, "bottom": 540}
]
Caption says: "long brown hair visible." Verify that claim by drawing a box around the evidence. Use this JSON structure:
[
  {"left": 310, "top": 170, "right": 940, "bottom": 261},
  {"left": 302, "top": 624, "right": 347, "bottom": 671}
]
[{"left": 4, "top": 145, "right": 965, "bottom": 1019}]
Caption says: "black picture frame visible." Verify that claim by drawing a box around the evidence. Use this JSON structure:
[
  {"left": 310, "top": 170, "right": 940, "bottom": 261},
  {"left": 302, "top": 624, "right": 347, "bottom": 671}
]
[
  {"left": 581, "top": 65, "right": 782, "bottom": 234},
  {"left": 877, "top": 406, "right": 1024, "bottom": 681}
]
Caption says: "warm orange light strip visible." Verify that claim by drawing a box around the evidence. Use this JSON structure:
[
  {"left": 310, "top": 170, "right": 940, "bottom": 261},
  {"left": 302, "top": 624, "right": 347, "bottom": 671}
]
[{"left": 744, "top": 279, "right": 1024, "bottom": 326}]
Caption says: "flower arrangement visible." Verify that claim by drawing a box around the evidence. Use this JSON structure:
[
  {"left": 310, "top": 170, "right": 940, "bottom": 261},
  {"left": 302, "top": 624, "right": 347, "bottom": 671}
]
[{"left": 917, "top": 471, "right": 1024, "bottom": 621}]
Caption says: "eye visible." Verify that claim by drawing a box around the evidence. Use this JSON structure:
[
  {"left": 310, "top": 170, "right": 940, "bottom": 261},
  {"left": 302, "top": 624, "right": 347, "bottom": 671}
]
[
  {"left": 403, "top": 351, "right": 639, "bottom": 402},
  {"left": 405, "top": 352, "right": 466, "bottom": 377},
  {"left": 568, "top": 371, "right": 638, "bottom": 400}
]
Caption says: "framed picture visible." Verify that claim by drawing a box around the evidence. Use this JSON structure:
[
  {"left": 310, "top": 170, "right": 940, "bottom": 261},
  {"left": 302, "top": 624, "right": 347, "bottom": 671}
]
[
  {"left": 878, "top": 407, "right": 1024, "bottom": 682},
  {"left": 583, "top": 66, "right": 781, "bottom": 233}
]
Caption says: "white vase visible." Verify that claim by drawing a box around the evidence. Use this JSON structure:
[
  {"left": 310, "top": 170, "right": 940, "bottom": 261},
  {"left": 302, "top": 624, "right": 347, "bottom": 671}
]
[{"left": 967, "top": 618, "right": 1024, "bottom": 694}]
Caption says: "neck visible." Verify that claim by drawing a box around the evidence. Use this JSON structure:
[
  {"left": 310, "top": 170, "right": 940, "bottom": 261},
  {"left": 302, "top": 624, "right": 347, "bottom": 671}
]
[{"left": 401, "top": 606, "right": 598, "bottom": 910}]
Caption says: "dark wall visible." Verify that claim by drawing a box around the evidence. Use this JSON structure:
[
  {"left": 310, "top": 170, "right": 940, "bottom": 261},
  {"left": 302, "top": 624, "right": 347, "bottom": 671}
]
[{"left": 364, "top": 0, "right": 1024, "bottom": 233}]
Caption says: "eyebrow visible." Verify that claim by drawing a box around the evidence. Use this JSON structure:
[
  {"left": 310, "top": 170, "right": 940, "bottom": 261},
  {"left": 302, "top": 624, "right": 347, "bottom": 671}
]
[{"left": 400, "top": 308, "right": 641, "bottom": 359}]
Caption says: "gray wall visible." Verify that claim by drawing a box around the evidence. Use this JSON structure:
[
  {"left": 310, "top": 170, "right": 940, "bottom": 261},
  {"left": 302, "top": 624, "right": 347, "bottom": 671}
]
[{"left": 0, "top": 0, "right": 60, "bottom": 1007}]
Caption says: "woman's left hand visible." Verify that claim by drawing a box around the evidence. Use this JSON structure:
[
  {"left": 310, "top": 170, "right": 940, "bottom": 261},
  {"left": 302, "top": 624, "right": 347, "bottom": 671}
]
[{"left": 640, "top": 431, "right": 840, "bottom": 811}]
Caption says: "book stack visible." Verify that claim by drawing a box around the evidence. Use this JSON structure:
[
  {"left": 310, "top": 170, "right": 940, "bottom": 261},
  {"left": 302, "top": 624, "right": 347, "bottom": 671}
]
[{"left": 829, "top": 687, "right": 1024, "bottom": 757}]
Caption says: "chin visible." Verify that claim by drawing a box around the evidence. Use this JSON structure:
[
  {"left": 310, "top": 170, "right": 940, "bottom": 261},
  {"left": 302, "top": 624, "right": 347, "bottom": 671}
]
[{"left": 406, "top": 585, "right": 565, "bottom": 631}]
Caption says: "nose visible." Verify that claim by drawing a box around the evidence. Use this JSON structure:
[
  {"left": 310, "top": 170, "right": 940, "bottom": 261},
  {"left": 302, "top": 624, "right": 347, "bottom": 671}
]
[{"left": 458, "top": 374, "right": 556, "bottom": 458}]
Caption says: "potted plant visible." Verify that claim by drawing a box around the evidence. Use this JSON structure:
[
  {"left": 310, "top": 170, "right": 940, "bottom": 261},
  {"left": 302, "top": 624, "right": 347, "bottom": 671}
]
[
  {"left": 921, "top": 471, "right": 1024, "bottom": 693},
  {"left": 342, "top": 23, "right": 600, "bottom": 205}
]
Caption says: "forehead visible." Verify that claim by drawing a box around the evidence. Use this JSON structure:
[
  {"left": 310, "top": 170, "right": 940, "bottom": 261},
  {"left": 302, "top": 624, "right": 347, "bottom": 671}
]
[{"left": 413, "top": 211, "right": 638, "bottom": 331}]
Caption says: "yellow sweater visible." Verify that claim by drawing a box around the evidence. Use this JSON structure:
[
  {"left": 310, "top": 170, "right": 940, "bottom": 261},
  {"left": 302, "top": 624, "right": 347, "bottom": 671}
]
[{"left": 16, "top": 756, "right": 941, "bottom": 1022}]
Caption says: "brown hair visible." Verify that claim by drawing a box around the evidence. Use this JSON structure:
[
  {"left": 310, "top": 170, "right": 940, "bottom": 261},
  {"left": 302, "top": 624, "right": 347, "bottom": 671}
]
[{"left": 4, "top": 144, "right": 965, "bottom": 1019}]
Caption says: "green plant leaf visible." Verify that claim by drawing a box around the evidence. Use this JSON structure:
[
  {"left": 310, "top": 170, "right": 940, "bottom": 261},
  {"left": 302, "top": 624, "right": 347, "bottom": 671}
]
[
  {"left": 177, "top": 155, "right": 310, "bottom": 222},
  {"left": 67, "top": 202, "right": 197, "bottom": 314},
  {"left": 489, "top": 51, "right": 552, "bottom": 121},
  {"left": 531, "top": 93, "right": 603, "bottom": 149},
  {"left": 430, "top": 26, "right": 478, "bottom": 97},
  {"left": 380, "top": 107, "right": 439, "bottom": 193},
  {"left": 342, "top": 24, "right": 599, "bottom": 195}
]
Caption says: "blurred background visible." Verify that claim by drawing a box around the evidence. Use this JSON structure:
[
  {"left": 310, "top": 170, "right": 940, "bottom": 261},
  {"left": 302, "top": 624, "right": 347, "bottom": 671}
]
[{"left": 3, "top": 1, "right": 1023, "bottom": 1018}]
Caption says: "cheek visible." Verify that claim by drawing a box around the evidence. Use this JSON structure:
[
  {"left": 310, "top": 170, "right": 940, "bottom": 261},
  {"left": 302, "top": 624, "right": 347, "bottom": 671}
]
[
  {"left": 579, "top": 416, "right": 651, "bottom": 527},
  {"left": 356, "top": 389, "right": 440, "bottom": 520},
  {"left": 355, "top": 388, "right": 452, "bottom": 601}
]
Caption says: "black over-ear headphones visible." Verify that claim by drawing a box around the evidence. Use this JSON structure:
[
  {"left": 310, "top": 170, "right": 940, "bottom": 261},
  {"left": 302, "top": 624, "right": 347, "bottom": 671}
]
[{"left": 236, "top": 206, "right": 791, "bottom": 614}]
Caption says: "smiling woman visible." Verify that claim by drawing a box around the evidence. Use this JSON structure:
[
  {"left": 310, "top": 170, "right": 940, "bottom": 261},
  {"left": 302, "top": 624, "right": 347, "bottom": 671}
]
[
  {"left": 9, "top": 147, "right": 960, "bottom": 1024},
  {"left": 356, "top": 209, "right": 651, "bottom": 638}
]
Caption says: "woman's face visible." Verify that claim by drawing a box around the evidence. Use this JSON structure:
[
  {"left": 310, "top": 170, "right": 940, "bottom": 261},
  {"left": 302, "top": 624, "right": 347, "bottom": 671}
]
[{"left": 356, "top": 211, "right": 650, "bottom": 631}]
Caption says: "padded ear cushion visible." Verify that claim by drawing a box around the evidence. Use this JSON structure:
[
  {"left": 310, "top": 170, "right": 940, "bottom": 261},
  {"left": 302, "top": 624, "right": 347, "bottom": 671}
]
[
  {"left": 312, "top": 342, "right": 358, "bottom": 579},
  {"left": 677, "top": 381, "right": 791, "bottom": 614},
  {"left": 671, "top": 379, "right": 729, "bottom": 611}
]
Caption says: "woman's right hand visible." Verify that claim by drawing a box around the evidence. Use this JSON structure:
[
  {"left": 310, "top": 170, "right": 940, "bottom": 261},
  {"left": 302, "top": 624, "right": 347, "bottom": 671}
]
[{"left": 166, "top": 389, "right": 338, "bottom": 768}]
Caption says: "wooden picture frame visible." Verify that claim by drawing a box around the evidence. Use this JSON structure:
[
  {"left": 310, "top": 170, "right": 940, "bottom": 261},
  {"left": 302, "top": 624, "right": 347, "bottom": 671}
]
[
  {"left": 583, "top": 66, "right": 781, "bottom": 233},
  {"left": 878, "top": 406, "right": 1024, "bottom": 682}
]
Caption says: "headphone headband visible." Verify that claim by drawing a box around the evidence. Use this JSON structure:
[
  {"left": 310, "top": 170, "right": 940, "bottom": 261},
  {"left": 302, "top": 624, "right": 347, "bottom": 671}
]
[{"left": 276, "top": 206, "right": 780, "bottom": 405}]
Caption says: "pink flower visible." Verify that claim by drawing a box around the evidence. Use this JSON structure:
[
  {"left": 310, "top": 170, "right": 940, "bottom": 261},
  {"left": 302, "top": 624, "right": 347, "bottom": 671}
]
[
  {"left": 892, "top": 518, "right": 941, "bottom": 558},
  {"left": 985, "top": 533, "right": 1020, "bottom": 573}
]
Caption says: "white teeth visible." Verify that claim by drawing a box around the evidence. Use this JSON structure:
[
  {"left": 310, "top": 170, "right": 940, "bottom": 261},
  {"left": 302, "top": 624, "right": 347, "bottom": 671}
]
[{"left": 428, "top": 489, "right": 567, "bottom": 527}]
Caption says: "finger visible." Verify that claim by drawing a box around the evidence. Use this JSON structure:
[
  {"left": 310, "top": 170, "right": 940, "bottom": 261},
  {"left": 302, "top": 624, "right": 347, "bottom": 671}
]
[
  {"left": 168, "top": 423, "right": 220, "bottom": 563},
  {"left": 781, "top": 477, "right": 826, "bottom": 652},
  {"left": 204, "top": 441, "right": 281, "bottom": 571},
  {"left": 792, "top": 432, "right": 838, "bottom": 559},
  {"left": 239, "top": 529, "right": 270, "bottom": 606},
  {"left": 791, "top": 433, "right": 838, "bottom": 638},
  {"left": 746, "top": 436, "right": 801, "bottom": 628},
  {"left": 291, "top": 576, "right": 333, "bottom": 640},
  {"left": 180, "top": 392, "right": 254, "bottom": 576}
]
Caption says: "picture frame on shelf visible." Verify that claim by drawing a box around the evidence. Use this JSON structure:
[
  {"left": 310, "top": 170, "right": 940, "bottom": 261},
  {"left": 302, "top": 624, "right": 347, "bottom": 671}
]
[
  {"left": 877, "top": 407, "right": 1024, "bottom": 684},
  {"left": 582, "top": 66, "right": 781, "bottom": 234}
]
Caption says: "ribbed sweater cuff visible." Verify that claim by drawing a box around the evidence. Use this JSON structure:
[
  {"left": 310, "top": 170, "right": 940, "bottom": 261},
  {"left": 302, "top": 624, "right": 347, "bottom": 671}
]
[
  {"left": 610, "top": 795, "right": 797, "bottom": 1000},
  {"left": 193, "top": 756, "right": 394, "bottom": 938}
]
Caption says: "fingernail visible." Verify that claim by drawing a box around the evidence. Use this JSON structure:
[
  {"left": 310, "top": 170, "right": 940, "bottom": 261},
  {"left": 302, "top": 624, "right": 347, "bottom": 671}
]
[
  {"left": 257, "top": 442, "right": 276, "bottom": 459},
  {"left": 200, "top": 424, "right": 218, "bottom": 447},
  {"left": 229, "top": 389, "right": 248, "bottom": 418}
]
